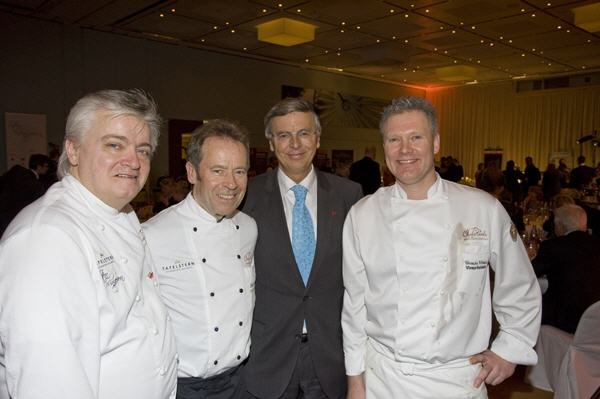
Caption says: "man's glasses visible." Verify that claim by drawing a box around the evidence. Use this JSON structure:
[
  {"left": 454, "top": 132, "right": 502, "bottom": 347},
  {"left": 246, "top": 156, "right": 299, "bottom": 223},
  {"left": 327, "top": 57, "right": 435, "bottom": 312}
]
[{"left": 273, "top": 130, "right": 317, "bottom": 143}]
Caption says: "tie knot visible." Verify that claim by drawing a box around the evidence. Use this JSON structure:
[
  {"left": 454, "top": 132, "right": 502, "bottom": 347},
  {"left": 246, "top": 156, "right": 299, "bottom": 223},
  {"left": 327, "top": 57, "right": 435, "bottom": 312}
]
[{"left": 291, "top": 185, "right": 308, "bottom": 204}]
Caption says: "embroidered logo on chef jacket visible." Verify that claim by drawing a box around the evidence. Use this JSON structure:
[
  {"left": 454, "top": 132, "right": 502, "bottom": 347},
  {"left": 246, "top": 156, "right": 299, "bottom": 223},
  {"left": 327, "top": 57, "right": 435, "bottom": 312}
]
[
  {"left": 162, "top": 259, "right": 195, "bottom": 273},
  {"left": 96, "top": 252, "right": 125, "bottom": 291},
  {"left": 510, "top": 223, "right": 518, "bottom": 242},
  {"left": 462, "top": 226, "right": 489, "bottom": 271}
]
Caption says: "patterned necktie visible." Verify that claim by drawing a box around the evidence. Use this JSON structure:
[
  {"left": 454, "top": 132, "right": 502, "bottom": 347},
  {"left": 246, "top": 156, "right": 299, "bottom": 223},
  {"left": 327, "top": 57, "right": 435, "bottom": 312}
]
[{"left": 291, "top": 185, "right": 315, "bottom": 286}]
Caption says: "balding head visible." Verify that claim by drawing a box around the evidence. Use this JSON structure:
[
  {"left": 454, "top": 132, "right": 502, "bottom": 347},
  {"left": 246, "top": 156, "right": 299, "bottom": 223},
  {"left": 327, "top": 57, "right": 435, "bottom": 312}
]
[{"left": 554, "top": 204, "right": 587, "bottom": 236}]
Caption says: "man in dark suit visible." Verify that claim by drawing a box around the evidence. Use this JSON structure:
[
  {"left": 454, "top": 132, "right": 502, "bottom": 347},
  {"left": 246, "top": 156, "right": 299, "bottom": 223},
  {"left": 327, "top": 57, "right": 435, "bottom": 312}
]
[
  {"left": 242, "top": 98, "right": 362, "bottom": 399},
  {"left": 569, "top": 155, "right": 596, "bottom": 189},
  {"left": 0, "top": 154, "right": 50, "bottom": 236},
  {"left": 349, "top": 146, "right": 380, "bottom": 195},
  {"left": 532, "top": 204, "right": 600, "bottom": 334}
]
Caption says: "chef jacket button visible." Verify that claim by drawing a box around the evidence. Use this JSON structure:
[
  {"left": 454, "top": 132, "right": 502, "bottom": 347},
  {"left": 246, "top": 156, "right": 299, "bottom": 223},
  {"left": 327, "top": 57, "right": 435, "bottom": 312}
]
[
  {"left": 121, "top": 258, "right": 128, "bottom": 264},
  {"left": 99, "top": 224, "right": 105, "bottom": 231},
  {"left": 158, "top": 367, "right": 166, "bottom": 376},
  {"left": 202, "top": 258, "right": 206, "bottom": 263},
  {"left": 214, "top": 327, "right": 219, "bottom": 332},
  {"left": 135, "top": 295, "right": 141, "bottom": 302},
  {"left": 239, "top": 288, "right": 244, "bottom": 293},
  {"left": 237, "top": 254, "right": 241, "bottom": 259},
  {"left": 429, "top": 321, "right": 436, "bottom": 328},
  {"left": 236, "top": 225, "right": 240, "bottom": 230},
  {"left": 154, "top": 281, "right": 159, "bottom": 287},
  {"left": 443, "top": 256, "right": 448, "bottom": 262},
  {"left": 214, "top": 360, "right": 218, "bottom": 365},
  {"left": 439, "top": 290, "right": 446, "bottom": 296},
  {"left": 152, "top": 327, "right": 159, "bottom": 335},
  {"left": 210, "top": 292, "right": 215, "bottom": 297},
  {"left": 237, "top": 355, "right": 241, "bottom": 360},
  {"left": 193, "top": 227, "right": 198, "bottom": 232},
  {"left": 239, "top": 321, "right": 243, "bottom": 326}
]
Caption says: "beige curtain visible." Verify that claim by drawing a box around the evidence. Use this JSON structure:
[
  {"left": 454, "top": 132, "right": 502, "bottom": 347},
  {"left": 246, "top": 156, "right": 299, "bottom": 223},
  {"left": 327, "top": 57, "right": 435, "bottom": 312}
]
[{"left": 426, "top": 83, "right": 600, "bottom": 179}]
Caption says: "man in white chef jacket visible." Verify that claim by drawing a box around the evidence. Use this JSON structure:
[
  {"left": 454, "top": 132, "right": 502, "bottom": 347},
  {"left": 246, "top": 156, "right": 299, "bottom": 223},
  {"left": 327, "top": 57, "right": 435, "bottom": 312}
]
[
  {"left": 143, "top": 119, "right": 257, "bottom": 399},
  {"left": 0, "top": 89, "right": 178, "bottom": 399},
  {"left": 342, "top": 96, "right": 542, "bottom": 399}
]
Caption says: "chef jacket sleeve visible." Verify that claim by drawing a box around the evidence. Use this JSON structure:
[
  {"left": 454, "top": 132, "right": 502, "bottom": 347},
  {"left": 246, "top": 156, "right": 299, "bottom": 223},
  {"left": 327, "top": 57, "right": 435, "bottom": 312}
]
[
  {"left": 0, "top": 225, "right": 100, "bottom": 398},
  {"left": 341, "top": 209, "right": 368, "bottom": 375},
  {"left": 488, "top": 201, "right": 542, "bottom": 366}
]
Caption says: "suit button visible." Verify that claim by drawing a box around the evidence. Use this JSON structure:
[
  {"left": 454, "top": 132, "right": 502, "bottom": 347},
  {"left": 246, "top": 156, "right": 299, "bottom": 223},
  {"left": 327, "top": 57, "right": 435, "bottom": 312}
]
[{"left": 302, "top": 295, "right": 311, "bottom": 301}]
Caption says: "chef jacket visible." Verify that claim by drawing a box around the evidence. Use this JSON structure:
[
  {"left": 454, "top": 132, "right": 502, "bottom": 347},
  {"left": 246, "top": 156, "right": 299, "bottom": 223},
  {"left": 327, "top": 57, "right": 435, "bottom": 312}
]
[
  {"left": 142, "top": 193, "right": 257, "bottom": 378},
  {"left": 0, "top": 175, "right": 177, "bottom": 399},
  {"left": 342, "top": 176, "right": 541, "bottom": 375}
]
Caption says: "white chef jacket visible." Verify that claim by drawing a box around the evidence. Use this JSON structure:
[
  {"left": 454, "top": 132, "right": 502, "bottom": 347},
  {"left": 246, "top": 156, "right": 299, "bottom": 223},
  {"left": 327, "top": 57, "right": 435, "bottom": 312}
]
[
  {"left": 342, "top": 176, "right": 541, "bottom": 376},
  {"left": 0, "top": 175, "right": 177, "bottom": 399},
  {"left": 142, "top": 193, "right": 257, "bottom": 378}
]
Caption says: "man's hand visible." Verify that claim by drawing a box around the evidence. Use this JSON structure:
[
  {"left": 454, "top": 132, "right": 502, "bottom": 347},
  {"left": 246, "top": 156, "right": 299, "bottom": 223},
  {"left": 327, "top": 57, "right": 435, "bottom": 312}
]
[
  {"left": 469, "top": 350, "right": 516, "bottom": 388},
  {"left": 347, "top": 374, "right": 366, "bottom": 399}
]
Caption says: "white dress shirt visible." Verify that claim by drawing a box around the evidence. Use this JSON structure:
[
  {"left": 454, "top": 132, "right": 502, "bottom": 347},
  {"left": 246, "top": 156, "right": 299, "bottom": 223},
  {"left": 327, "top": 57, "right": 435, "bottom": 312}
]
[
  {"left": 342, "top": 176, "right": 541, "bottom": 375},
  {"left": 142, "top": 194, "right": 257, "bottom": 378},
  {"left": 0, "top": 175, "right": 178, "bottom": 399}
]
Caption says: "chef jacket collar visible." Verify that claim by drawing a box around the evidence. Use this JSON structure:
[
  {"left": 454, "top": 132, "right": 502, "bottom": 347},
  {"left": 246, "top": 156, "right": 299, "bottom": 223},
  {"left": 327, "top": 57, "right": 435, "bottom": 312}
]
[
  {"left": 184, "top": 192, "right": 237, "bottom": 223},
  {"left": 392, "top": 173, "right": 444, "bottom": 200},
  {"left": 64, "top": 174, "right": 121, "bottom": 217}
]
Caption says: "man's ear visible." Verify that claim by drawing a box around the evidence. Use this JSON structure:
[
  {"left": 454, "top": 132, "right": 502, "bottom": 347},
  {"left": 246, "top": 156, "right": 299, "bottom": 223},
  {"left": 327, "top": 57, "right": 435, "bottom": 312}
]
[{"left": 65, "top": 139, "right": 79, "bottom": 167}]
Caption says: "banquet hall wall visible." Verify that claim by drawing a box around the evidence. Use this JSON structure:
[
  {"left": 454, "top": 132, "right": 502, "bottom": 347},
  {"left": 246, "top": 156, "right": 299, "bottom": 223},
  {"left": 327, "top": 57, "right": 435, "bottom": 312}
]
[{"left": 2, "top": 11, "right": 599, "bottom": 181}]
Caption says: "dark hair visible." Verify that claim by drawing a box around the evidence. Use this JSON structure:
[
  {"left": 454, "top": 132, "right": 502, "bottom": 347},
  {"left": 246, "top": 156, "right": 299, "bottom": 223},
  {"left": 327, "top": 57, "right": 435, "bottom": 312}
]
[
  {"left": 28, "top": 154, "right": 50, "bottom": 169},
  {"left": 380, "top": 96, "right": 438, "bottom": 137},
  {"left": 186, "top": 119, "right": 250, "bottom": 169},
  {"left": 264, "top": 97, "right": 322, "bottom": 139}
]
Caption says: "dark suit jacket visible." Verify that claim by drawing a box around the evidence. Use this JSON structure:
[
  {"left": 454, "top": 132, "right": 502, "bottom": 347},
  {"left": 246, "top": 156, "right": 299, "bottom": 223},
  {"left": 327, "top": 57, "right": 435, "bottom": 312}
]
[
  {"left": 532, "top": 230, "right": 600, "bottom": 334},
  {"left": 241, "top": 169, "right": 362, "bottom": 399},
  {"left": 349, "top": 156, "right": 380, "bottom": 195},
  {"left": 0, "top": 165, "right": 46, "bottom": 236}
]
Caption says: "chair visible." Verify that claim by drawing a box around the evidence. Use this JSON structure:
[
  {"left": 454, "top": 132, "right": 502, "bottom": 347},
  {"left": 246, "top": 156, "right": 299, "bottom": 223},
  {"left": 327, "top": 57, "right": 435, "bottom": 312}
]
[{"left": 525, "top": 301, "right": 600, "bottom": 398}]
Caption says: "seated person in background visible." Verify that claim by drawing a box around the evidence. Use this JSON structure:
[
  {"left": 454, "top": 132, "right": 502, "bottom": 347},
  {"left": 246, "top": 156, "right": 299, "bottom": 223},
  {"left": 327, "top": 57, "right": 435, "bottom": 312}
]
[
  {"left": 152, "top": 175, "right": 176, "bottom": 214},
  {"left": 522, "top": 185, "right": 544, "bottom": 215},
  {"left": 532, "top": 204, "right": 600, "bottom": 334}
]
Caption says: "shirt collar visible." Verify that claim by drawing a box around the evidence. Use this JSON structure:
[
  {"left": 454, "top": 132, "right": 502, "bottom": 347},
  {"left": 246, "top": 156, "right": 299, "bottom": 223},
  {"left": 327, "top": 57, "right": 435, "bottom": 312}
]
[{"left": 277, "top": 165, "right": 317, "bottom": 194}]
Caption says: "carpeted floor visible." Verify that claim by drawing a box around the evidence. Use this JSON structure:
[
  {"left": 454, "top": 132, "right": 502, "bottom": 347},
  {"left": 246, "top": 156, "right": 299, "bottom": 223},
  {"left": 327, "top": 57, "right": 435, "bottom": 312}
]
[{"left": 487, "top": 366, "right": 553, "bottom": 399}]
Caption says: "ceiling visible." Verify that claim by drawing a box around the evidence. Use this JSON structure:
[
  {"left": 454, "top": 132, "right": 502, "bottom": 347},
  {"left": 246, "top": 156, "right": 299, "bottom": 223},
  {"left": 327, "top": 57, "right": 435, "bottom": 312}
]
[{"left": 3, "top": 0, "right": 600, "bottom": 89}]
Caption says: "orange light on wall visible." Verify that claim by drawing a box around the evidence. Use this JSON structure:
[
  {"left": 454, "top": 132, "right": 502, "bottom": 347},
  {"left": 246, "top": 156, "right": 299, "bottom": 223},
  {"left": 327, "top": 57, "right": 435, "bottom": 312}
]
[{"left": 256, "top": 18, "right": 317, "bottom": 46}]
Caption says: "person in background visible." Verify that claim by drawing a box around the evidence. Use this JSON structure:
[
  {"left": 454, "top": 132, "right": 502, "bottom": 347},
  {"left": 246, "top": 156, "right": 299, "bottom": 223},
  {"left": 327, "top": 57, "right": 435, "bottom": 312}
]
[
  {"left": 349, "top": 146, "right": 381, "bottom": 195},
  {"left": 474, "top": 162, "right": 485, "bottom": 189},
  {"left": 342, "top": 96, "right": 541, "bottom": 399},
  {"left": 241, "top": 97, "right": 362, "bottom": 399},
  {"left": 532, "top": 204, "right": 600, "bottom": 334},
  {"left": 502, "top": 160, "right": 524, "bottom": 203},
  {"left": 152, "top": 175, "right": 176, "bottom": 214},
  {"left": 0, "top": 89, "right": 177, "bottom": 399},
  {"left": 570, "top": 155, "right": 596, "bottom": 190},
  {"left": 143, "top": 119, "right": 257, "bottom": 399},
  {"left": 557, "top": 159, "right": 570, "bottom": 188},
  {"left": 523, "top": 156, "right": 541, "bottom": 195},
  {"left": 334, "top": 159, "right": 352, "bottom": 179},
  {"left": 0, "top": 153, "right": 50, "bottom": 236},
  {"left": 542, "top": 163, "right": 561, "bottom": 202}
]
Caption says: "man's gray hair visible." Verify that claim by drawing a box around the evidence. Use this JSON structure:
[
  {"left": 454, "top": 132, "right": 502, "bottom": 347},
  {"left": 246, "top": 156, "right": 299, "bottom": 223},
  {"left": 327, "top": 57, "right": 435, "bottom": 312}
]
[
  {"left": 57, "top": 89, "right": 162, "bottom": 179},
  {"left": 379, "top": 96, "right": 438, "bottom": 137},
  {"left": 264, "top": 97, "right": 322, "bottom": 139},
  {"left": 554, "top": 204, "right": 587, "bottom": 236},
  {"left": 186, "top": 119, "right": 250, "bottom": 171}
]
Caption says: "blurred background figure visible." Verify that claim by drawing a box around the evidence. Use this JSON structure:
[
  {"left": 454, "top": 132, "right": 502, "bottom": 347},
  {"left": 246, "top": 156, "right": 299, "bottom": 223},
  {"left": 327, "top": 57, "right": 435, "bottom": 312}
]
[
  {"left": 570, "top": 155, "right": 596, "bottom": 190},
  {"left": 152, "top": 175, "right": 176, "bottom": 214},
  {"left": 523, "top": 156, "right": 541, "bottom": 195},
  {"left": 0, "top": 153, "right": 50, "bottom": 236},
  {"left": 532, "top": 204, "right": 600, "bottom": 334},
  {"left": 542, "top": 163, "right": 561, "bottom": 202},
  {"left": 349, "top": 146, "right": 381, "bottom": 195},
  {"left": 334, "top": 159, "right": 352, "bottom": 179}
]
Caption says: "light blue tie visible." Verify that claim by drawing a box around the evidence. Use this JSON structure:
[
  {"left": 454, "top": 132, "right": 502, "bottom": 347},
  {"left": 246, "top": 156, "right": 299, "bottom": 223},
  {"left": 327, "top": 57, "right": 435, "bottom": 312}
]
[{"left": 291, "top": 185, "right": 315, "bottom": 286}]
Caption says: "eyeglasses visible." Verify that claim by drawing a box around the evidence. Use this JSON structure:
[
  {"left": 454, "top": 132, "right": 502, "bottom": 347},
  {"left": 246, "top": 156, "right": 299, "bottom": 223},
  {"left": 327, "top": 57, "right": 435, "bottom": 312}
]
[{"left": 272, "top": 129, "right": 317, "bottom": 143}]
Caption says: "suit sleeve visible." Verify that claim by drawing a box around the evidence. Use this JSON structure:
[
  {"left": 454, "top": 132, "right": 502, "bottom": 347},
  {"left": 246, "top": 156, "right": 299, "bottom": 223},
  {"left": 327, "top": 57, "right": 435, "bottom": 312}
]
[
  {"left": 341, "top": 208, "right": 368, "bottom": 375},
  {"left": 0, "top": 226, "right": 100, "bottom": 398}
]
